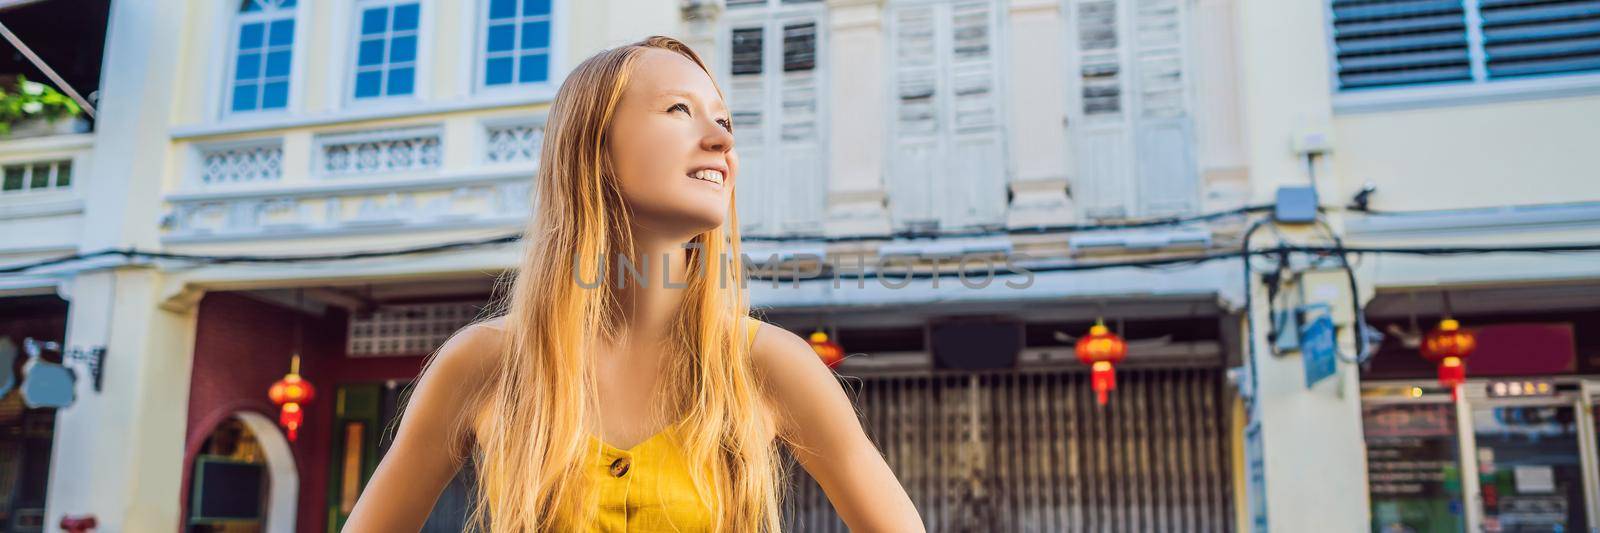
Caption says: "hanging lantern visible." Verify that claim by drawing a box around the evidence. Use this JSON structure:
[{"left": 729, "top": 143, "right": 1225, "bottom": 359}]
[
  {"left": 1421, "top": 318, "right": 1476, "bottom": 400},
  {"left": 268, "top": 355, "right": 316, "bottom": 442},
  {"left": 807, "top": 331, "right": 845, "bottom": 369},
  {"left": 1075, "top": 320, "right": 1128, "bottom": 406}
]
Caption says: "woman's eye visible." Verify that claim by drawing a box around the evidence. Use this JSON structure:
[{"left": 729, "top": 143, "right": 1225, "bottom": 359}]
[
  {"left": 717, "top": 118, "right": 733, "bottom": 133},
  {"left": 669, "top": 103, "right": 690, "bottom": 114}
]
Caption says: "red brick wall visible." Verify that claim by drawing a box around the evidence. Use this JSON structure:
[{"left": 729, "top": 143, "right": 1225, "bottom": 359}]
[{"left": 182, "top": 292, "right": 427, "bottom": 533}]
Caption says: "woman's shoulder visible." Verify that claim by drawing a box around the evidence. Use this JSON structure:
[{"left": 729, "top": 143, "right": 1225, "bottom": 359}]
[
  {"left": 745, "top": 318, "right": 822, "bottom": 379},
  {"left": 418, "top": 318, "right": 507, "bottom": 407}
]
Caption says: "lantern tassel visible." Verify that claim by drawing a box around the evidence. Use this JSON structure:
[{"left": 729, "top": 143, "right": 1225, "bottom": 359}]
[
  {"left": 1091, "top": 361, "right": 1116, "bottom": 406},
  {"left": 1439, "top": 356, "right": 1465, "bottom": 401}
]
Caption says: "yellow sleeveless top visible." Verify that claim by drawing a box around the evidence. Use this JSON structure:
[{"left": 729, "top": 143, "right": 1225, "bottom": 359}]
[{"left": 583, "top": 316, "right": 761, "bottom": 532}]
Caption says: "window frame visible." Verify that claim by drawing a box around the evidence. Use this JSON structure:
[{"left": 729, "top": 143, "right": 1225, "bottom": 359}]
[
  {"left": 471, "top": 0, "right": 567, "bottom": 99},
  {"left": 1325, "top": 0, "right": 1600, "bottom": 113},
  {"left": 219, "top": 0, "right": 307, "bottom": 120},
  {"left": 342, "top": 0, "right": 431, "bottom": 109}
]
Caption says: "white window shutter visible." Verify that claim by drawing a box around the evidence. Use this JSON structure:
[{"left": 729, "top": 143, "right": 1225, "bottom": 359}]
[
  {"left": 947, "top": 0, "right": 1007, "bottom": 228},
  {"left": 1070, "top": 0, "right": 1133, "bottom": 219},
  {"left": 888, "top": 0, "right": 1006, "bottom": 230},
  {"left": 1132, "top": 0, "right": 1196, "bottom": 216},
  {"left": 1069, "top": 0, "right": 1196, "bottom": 219},
  {"left": 729, "top": 25, "right": 770, "bottom": 234},
  {"left": 779, "top": 19, "right": 825, "bottom": 233},
  {"left": 890, "top": 4, "right": 941, "bottom": 227}
]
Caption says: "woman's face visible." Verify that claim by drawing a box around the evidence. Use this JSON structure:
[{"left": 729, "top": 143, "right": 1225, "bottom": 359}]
[{"left": 606, "top": 48, "right": 738, "bottom": 241}]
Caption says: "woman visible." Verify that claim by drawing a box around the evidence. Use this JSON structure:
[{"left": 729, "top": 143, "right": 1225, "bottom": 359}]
[{"left": 342, "top": 36, "right": 925, "bottom": 532}]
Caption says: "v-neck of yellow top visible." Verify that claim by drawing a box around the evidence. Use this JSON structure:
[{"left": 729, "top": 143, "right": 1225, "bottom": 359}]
[
  {"left": 591, "top": 423, "right": 675, "bottom": 455},
  {"left": 590, "top": 316, "right": 759, "bottom": 456}
]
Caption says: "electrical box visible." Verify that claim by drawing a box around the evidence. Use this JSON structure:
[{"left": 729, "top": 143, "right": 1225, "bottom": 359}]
[{"left": 1274, "top": 186, "right": 1319, "bottom": 224}]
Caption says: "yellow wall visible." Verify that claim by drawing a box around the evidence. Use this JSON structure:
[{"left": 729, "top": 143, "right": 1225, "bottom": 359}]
[{"left": 1333, "top": 95, "right": 1600, "bottom": 211}]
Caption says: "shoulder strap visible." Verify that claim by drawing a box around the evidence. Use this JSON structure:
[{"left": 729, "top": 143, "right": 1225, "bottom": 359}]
[{"left": 743, "top": 316, "right": 761, "bottom": 350}]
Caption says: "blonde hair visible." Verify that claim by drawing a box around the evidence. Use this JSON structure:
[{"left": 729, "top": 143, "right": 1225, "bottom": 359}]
[{"left": 453, "top": 36, "right": 785, "bottom": 531}]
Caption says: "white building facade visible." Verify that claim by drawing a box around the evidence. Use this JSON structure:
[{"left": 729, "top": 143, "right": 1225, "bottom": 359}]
[{"left": 2, "top": 0, "right": 1598, "bottom": 531}]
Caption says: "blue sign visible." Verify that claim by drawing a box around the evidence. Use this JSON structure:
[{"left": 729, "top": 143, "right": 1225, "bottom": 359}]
[{"left": 1300, "top": 310, "right": 1338, "bottom": 388}]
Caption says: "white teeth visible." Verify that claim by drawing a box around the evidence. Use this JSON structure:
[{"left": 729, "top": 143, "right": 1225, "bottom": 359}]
[{"left": 690, "top": 169, "right": 724, "bottom": 185}]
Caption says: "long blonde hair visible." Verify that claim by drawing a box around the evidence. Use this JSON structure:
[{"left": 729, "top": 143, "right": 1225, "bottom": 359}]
[{"left": 454, "top": 36, "right": 785, "bottom": 531}]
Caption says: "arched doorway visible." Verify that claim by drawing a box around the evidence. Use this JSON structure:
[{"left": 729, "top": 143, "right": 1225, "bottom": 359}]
[{"left": 187, "top": 412, "right": 297, "bottom": 533}]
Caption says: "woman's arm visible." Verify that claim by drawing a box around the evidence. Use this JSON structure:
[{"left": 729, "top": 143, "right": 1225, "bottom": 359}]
[
  {"left": 342, "top": 322, "right": 502, "bottom": 532},
  {"left": 749, "top": 321, "right": 927, "bottom": 533}
]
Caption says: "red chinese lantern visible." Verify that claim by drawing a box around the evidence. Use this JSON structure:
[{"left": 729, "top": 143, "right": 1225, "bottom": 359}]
[
  {"left": 808, "top": 331, "right": 844, "bottom": 369},
  {"left": 1421, "top": 318, "right": 1475, "bottom": 400},
  {"left": 268, "top": 355, "right": 316, "bottom": 442},
  {"left": 1076, "top": 320, "right": 1128, "bottom": 406}
]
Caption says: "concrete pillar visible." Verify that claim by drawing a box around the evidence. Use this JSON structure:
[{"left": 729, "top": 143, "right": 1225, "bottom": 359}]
[
  {"left": 1003, "top": 0, "right": 1075, "bottom": 228},
  {"left": 47, "top": 1, "right": 196, "bottom": 530},
  {"left": 824, "top": 0, "right": 892, "bottom": 237},
  {"left": 46, "top": 268, "right": 199, "bottom": 532},
  {"left": 1234, "top": 0, "right": 1371, "bottom": 529}
]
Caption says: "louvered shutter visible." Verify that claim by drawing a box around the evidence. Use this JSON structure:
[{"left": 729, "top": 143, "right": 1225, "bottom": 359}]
[
  {"left": 891, "top": 4, "right": 941, "bottom": 228},
  {"left": 1329, "top": 0, "right": 1473, "bottom": 89},
  {"left": 1479, "top": 0, "right": 1600, "bottom": 79},
  {"left": 1133, "top": 0, "right": 1197, "bottom": 216},
  {"left": 779, "top": 19, "right": 825, "bottom": 233},
  {"left": 947, "top": 0, "right": 1008, "bottom": 228},
  {"left": 729, "top": 25, "right": 770, "bottom": 234},
  {"left": 1071, "top": 0, "right": 1134, "bottom": 219},
  {"left": 889, "top": 1, "right": 1006, "bottom": 230},
  {"left": 1069, "top": 0, "right": 1196, "bottom": 219}
]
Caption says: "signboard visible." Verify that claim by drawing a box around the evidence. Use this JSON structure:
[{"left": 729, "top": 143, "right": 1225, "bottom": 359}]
[{"left": 1299, "top": 306, "right": 1337, "bottom": 388}]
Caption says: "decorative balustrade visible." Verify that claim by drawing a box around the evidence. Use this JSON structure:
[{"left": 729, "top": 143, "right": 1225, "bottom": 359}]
[
  {"left": 316, "top": 126, "right": 442, "bottom": 177},
  {"left": 199, "top": 142, "right": 283, "bottom": 185},
  {"left": 161, "top": 172, "right": 533, "bottom": 241}
]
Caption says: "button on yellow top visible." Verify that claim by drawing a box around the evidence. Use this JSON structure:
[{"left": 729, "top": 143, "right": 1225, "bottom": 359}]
[{"left": 583, "top": 316, "right": 761, "bottom": 532}]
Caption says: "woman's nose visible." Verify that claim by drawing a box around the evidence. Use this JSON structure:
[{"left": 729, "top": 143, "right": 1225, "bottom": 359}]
[{"left": 701, "top": 120, "right": 733, "bottom": 153}]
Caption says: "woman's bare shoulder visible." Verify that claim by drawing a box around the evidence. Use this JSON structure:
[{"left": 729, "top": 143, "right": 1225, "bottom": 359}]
[{"left": 421, "top": 318, "right": 507, "bottom": 398}]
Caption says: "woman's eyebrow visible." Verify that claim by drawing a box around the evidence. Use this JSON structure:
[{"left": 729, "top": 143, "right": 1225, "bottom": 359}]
[{"left": 659, "top": 89, "right": 729, "bottom": 115}]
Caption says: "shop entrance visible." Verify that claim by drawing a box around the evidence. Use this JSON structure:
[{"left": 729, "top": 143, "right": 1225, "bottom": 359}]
[{"left": 1364, "top": 379, "right": 1600, "bottom": 532}]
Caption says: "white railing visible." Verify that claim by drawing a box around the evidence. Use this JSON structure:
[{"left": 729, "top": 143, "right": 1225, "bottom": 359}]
[{"left": 316, "top": 126, "right": 443, "bottom": 177}]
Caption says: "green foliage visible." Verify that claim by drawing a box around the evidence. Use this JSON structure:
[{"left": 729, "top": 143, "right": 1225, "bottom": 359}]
[{"left": 0, "top": 75, "right": 83, "bottom": 135}]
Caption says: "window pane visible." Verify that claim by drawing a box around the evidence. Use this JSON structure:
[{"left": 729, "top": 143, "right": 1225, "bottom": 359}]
[
  {"left": 731, "top": 27, "right": 763, "bottom": 75},
  {"left": 489, "top": 0, "right": 516, "bottom": 19},
  {"left": 29, "top": 165, "right": 50, "bottom": 189},
  {"left": 265, "top": 50, "right": 291, "bottom": 77},
  {"left": 361, "top": 7, "right": 388, "bottom": 35},
  {"left": 269, "top": 19, "right": 295, "bottom": 46},
  {"left": 355, "top": 71, "right": 383, "bottom": 98},
  {"left": 522, "top": 0, "right": 551, "bottom": 17},
  {"left": 392, "top": 3, "right": 419, "bottom": 31},
  {"left": 235, "top": 53, "right": 261, "bottom": 81},
  {"left": 486, "top": 57, "right": 514, "bottom": 85},
  {"left": 239, "top": 22, "right": 264, "bottom": 49},
  {"left": 1365, "top": 402, "right": 1465, "bottom": 532},
  {"left": 518, "top": 53, "right": 548, "bottom": 83},
  {"left": 390, "top": 35, "right": 417, "bottom": 63},
  {"left": 261, "top": 81, "right": 288, "bottom": 108},
  {"left": 55, "top": 162, "right": 71, "bottom": 187},
  {"left": 387, "top": 67, "right": 415, "bottom": 95},
  {"left": 783, "top": 22, "right": 817, "bottom": 72},
  {"left": 2, "top": 166, "right": 22, "bottom": 191},
  {"left": 487, "top": 23, "right": 515, "bottom": 52},
  {"left": 240, "top": 0, "right": 262, "bottom": 13},
  {"left": 521, "top": 21, "right": 550, "bottom": 50},
  {"left": 232, "top": 83, "right": 259, "bottom": 111},
  {"left": 358, "top": 39, "right": 386, "bottom": 66}
]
